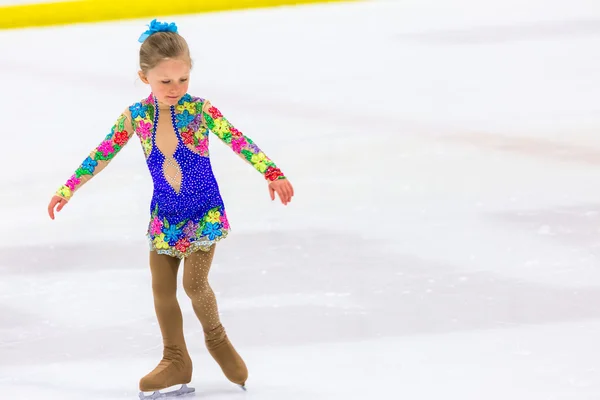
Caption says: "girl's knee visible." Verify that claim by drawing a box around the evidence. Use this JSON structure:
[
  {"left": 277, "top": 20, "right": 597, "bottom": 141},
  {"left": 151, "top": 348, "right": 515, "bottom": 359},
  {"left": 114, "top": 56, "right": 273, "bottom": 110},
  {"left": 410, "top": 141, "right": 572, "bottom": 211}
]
[
  {"left": 183, "top": 278, "right": 211, "bottom": 299},
  {"left": 152, "top": 279, "right": 177, "bottom": 301}
]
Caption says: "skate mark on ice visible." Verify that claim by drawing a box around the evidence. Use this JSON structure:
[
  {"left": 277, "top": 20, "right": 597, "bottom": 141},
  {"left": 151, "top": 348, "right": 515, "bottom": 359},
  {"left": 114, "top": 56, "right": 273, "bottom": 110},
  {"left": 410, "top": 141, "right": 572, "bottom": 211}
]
[
  {"left": 3, "top": 229, "right": 600, "bottom": 368},
  {"left": 488, "top": 203, "right": 600, "bottom": 258},
  {"left": 444, "top": 131, "right": 600, "bottom": 166},
  {"left": 0, "top": 241, "right": 146, "bottom": 275}
]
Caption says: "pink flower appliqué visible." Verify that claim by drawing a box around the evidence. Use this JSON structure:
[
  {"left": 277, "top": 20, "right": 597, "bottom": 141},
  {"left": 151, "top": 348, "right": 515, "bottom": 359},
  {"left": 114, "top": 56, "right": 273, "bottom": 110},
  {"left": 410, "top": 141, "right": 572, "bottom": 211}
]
[
  {"left": 231, "top": 137, "right": 247, "bottom": 154},
  {"left": 98, "top": 140, "right": 115, "bottom": 157},
  {"left": 137, "top": 120, "right": 152, "bottom": 139},
  {"left": 220, "top": 211, "right": 230, "bottom": 230},
  {"left": 196, "top": 138, "right": 209, "bottom": 154},
  {"left": 66, "top": 175, "right": 80, "bottom": 190},
  {"left": 150, "top": 217, "right": 163, "bottom": 236}
]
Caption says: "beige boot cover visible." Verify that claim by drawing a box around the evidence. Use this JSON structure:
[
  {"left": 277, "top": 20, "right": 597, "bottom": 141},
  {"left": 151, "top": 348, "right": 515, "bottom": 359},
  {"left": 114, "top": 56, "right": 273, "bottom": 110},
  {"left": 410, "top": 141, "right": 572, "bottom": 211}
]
[
  {"left": 183, "top": 246, "right": 248, "bottom": 386},
  {"left": 139, "top": 252, "right": 192, "bottom": 392}
]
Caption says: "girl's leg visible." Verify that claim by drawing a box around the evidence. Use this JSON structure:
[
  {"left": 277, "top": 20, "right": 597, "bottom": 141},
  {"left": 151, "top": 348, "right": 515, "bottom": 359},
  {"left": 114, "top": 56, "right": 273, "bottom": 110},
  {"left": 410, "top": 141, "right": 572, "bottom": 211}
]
[
  {"left": 182, "top": 245, "right": 248, "bottom": 386},
  {"left": 139, "top": 251, "right": 193, "bottom": 392}
]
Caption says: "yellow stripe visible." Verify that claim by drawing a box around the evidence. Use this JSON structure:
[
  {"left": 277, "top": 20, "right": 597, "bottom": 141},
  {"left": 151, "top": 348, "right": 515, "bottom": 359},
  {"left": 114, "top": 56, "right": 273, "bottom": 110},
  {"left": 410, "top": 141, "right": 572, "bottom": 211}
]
[{"left": 0, "top": 0, "right": 356, "bottom": 30}]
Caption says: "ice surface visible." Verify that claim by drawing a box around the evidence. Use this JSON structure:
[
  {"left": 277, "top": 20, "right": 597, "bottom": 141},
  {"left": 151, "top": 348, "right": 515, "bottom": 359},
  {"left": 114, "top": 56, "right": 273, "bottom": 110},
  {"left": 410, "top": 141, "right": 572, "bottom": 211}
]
[{"left": 2, "top": 0, "right": 600, "bottom": 398}]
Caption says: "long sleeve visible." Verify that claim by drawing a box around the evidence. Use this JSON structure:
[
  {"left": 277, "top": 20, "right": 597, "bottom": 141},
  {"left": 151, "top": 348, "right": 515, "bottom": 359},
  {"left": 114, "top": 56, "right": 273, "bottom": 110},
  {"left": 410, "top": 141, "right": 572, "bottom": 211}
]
[
  {"left": 202, "top": 100, "right": 286, "bottom": 182},
  {"left": 55, "top": 110, "right": 134, "bottom": 201}
]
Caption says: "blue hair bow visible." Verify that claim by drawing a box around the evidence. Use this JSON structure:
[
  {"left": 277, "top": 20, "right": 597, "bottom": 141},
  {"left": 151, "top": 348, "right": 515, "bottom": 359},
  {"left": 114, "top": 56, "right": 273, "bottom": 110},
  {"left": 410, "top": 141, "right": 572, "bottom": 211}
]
[{"left": 138, "top": 19, "right": 178, "bottom": 43}]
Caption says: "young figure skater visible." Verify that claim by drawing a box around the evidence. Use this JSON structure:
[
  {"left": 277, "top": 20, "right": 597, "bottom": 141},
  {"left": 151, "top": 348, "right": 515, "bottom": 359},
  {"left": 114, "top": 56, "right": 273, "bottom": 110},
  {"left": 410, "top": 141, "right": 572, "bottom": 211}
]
[{"left": 47, "top": 19, "right": 294, "bottom": 399}]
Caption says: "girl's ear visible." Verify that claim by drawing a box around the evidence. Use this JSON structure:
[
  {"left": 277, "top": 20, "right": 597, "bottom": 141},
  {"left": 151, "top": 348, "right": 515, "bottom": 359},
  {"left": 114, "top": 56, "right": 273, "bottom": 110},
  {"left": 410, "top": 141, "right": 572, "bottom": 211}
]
[{"left": 138, "top": 70, "right": 149, "bottom": 84}]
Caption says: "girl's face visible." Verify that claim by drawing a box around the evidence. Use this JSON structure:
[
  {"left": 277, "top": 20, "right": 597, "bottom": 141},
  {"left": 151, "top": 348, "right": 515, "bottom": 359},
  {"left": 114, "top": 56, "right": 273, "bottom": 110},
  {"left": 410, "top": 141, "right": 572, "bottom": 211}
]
[{"left": 139, "top": 57, "right": 191, "bottom": 106}]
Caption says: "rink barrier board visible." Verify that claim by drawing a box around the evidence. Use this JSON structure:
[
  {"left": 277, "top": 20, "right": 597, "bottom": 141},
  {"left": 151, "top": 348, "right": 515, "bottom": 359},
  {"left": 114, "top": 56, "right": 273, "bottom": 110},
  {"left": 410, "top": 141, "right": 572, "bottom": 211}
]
[{"left": 0, "top": 0, "right": 355, "bottom": 30}]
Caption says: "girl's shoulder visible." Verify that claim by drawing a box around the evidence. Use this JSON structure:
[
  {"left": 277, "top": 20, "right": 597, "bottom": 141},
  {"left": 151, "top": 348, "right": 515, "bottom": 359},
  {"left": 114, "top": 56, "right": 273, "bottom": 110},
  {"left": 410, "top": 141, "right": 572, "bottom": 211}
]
[
  {"left": 124, "top": 94, "right": 208, "bottom": 122},
  {"left": 174, "top": 94, "right": 210, "bottom": 114},
  {"left": 177, "top": 94, "right": 206, "bottom": 105},
  {"left": 132, "top": 93, "right": 207, "bottom": 107}
]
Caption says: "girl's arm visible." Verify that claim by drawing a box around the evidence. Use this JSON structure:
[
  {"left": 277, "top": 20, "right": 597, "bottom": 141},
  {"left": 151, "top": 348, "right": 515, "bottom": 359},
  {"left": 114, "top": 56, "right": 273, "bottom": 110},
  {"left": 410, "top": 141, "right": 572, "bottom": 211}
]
[
  {"left": 55, "top": 110, "right": 135, "bottom": 201},
  {"left": 202, "top": 100, "right": 286, "bottom": 182}
]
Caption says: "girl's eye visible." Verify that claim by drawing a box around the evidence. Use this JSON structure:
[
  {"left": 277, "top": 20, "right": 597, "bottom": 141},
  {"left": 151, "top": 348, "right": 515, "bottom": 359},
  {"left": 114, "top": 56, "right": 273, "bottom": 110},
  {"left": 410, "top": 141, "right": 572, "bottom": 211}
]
[{"left": 161, "top": 79, "right": 187, "bottom": 84}]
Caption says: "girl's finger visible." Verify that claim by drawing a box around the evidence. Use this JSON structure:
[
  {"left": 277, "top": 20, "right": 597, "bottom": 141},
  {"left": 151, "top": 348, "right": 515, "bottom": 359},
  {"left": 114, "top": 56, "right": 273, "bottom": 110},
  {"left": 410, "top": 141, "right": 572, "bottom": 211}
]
[
  {"left": 277, "top": 187, "right": 285, "bottom": 204},
  {"left": 48, "top": 201, "right": 56, "bottom": 220},
  {"left": 269, "top": 185, "right": 275, "bottom": 201},
  {"left": 282, "top": 187, "right": 290, "bottom": 204}
]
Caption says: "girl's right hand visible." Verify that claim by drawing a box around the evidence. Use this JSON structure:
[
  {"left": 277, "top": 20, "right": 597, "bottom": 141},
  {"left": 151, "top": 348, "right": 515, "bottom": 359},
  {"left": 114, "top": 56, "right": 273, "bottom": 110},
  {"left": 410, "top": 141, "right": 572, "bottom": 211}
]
[{"left": 48, "top": 195, "right": 68, "bottom": 220}]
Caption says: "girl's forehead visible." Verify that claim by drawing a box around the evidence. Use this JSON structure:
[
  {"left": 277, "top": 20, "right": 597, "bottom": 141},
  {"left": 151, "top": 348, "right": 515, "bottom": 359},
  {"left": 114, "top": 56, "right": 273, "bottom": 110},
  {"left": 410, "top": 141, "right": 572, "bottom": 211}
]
[{"left": 152, "top": 59, "right": 190, "bottom": 74}]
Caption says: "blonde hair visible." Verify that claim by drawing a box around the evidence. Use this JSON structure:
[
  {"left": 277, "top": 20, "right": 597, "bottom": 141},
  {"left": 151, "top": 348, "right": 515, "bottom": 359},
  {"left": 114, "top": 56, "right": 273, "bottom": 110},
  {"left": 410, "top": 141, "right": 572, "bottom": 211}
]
[{"left": 139, "top": 31, "right": 192, "bottom": 74}]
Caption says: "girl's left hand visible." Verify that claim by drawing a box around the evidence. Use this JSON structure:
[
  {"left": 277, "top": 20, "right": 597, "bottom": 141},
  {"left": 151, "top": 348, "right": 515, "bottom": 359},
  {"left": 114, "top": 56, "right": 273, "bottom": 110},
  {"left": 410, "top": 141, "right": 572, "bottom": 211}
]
[{"left": 269, "top": 179, "right": 294, "bottom": 205}]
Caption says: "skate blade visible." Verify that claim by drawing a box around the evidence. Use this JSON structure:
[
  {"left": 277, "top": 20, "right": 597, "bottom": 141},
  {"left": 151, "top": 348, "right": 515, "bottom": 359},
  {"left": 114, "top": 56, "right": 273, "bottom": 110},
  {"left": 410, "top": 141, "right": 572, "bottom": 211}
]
[{"left": 138, "top": 384, "right": 195, "bottom": 399}]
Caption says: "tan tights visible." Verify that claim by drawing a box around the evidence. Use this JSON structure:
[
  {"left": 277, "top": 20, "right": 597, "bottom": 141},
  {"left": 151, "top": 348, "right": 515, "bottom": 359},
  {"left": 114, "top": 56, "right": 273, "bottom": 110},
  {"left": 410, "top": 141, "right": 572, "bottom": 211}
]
[{"left": 139, "top": 246, "right": 248, "bottom": 392}]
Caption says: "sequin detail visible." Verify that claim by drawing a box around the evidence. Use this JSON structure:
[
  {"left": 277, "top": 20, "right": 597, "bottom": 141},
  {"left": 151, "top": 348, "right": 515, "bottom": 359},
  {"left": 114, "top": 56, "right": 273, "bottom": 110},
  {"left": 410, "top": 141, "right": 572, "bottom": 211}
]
[
  {"left": 55, "top": 93, "right": 286, "bottom": 259},
  {"left": 183, "top": 245, "right": 221, "bottom": 332}
]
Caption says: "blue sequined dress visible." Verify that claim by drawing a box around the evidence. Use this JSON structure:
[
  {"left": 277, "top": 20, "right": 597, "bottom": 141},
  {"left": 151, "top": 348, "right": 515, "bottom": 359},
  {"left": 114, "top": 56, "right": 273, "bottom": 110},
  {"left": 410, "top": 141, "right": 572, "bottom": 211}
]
[{"left": 56, "top": 93, "right": 286, "bottom": 258}]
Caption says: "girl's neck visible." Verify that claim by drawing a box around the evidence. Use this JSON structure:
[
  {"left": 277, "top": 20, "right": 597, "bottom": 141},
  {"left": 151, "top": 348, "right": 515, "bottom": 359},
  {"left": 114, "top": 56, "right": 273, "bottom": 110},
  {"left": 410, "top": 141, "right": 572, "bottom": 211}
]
[
  {"left": 152, "top": 94, "right": 173, "bottom": 111},
  {"left": 156, "top": 101, "right": 172, "bottom": 111}
]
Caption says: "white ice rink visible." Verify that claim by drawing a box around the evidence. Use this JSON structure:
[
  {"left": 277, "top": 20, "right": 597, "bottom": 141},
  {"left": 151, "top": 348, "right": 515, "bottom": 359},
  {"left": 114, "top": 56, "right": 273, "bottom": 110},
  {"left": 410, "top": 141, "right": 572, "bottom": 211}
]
[{"left": 2, "top": 0, "right": 600, "bottom": 398}]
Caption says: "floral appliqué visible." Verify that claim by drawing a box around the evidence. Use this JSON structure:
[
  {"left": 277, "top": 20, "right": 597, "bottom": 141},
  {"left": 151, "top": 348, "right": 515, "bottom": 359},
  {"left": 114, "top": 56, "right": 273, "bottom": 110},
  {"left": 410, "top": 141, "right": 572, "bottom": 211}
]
[
  {"left": 202, "top": 103, "right": 285, "bottom": 181},
  {"left": 147, "top": 203, "right": 230, "bottom": 258},
  {"left": 56, "top": 114, "right": 132, "bottom": 200}
]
